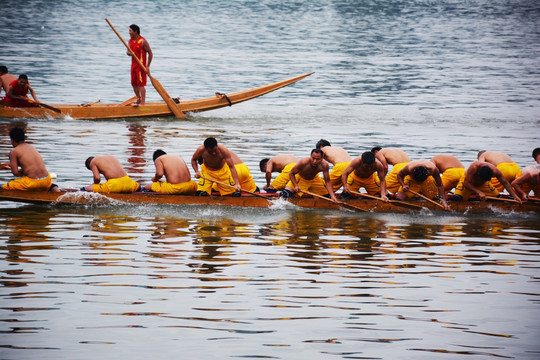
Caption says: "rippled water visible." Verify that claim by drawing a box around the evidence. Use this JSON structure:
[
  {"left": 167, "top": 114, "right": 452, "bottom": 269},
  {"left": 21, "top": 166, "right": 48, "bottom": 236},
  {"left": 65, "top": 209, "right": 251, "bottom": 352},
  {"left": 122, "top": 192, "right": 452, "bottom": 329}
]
[{"left": 1, "top": 0, "right": 540, "bottom": 359}]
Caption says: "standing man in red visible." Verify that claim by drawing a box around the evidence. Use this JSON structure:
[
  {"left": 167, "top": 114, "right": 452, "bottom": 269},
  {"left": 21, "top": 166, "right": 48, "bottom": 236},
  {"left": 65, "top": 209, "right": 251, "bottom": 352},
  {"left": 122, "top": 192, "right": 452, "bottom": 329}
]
[{"left": 127, "top": 24, "right": 152, "bottom": 106}]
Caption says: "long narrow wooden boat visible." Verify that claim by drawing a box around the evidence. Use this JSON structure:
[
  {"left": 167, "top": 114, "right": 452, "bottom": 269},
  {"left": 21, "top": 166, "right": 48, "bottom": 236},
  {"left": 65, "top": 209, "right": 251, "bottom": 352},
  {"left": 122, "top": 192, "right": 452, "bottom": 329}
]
[
  {"left": 0, "top": 72, "right": 313, "bottom": 119},
  {"left": 1, "top": 189, "right": 538, "bottom": 215}
]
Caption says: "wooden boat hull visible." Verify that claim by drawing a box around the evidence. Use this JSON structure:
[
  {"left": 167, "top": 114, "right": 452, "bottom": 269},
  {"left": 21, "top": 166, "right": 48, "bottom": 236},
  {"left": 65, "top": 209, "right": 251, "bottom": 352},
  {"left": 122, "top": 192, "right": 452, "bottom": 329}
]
[
  {"left": 1, "top": 189, "right": 538, "bottom": 215},
  {"left": 0, "top": 72, "right": 313, "bottom": 119}
]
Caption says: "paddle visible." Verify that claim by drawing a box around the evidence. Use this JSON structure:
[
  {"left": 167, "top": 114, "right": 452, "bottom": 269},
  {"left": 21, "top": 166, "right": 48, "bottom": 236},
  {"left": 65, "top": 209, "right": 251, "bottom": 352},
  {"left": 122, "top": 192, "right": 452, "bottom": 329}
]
[
  {"left": 485, "top": 196, "right": 521, "bottom": 204},
  {"left": 105, "top": 18, "right": 187, "bottom": 119},
  {"left": 407, "top": 189, "right": 447, "bottom": 210},
  {"left": 81, "top": 99, "right": 101, "bottom": 107},
  {"left": 301, "top": 189, "right": 367, "bottom": 212},
  {"left": 348, "top": 189, "right": 423, "bottom": 210},
  {"left": 29, "top": 100, "right": 61, "bottom": 113},
  {"left": 0, "top": 163, "right": 11, "bottom": 170},
  {"left": 200, "top": 176, "right": 273, "bottom": 200}
]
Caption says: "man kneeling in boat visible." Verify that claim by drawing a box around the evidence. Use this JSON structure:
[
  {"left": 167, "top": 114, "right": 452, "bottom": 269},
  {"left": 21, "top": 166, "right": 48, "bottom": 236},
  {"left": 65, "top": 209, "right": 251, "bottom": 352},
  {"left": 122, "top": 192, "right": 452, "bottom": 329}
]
[
  {"left": 341, "top": 151, "right": 388, "bottom": 201},
  {"left": 280, "top": 148, "right": 338, "bottom": 202},
  {"left": 512, "top": 164, "right": 540, "bottom": 201},
  {"left": 191, "top": 137, "right": 257, "bottom": 196},
  {"left": 2, "top": 126, "right": 59, "bottom": 192},
  {"left": 144, "top": 149, "right": 197, "bottom": 194},
  {"left": 396, "top": 159, "right": 450, "bottom": 210},
  {"left": 82, "top": 155, "right": 141, "bottom": 193},
  {"left": 453, "top": 161, "right": 521, "bottom": 203},
  {"left": 477, "top": 151, "right": 521, "bottom": 192},
  {"left": 259, "top": 154, "right": 298, "bottom": 193}
]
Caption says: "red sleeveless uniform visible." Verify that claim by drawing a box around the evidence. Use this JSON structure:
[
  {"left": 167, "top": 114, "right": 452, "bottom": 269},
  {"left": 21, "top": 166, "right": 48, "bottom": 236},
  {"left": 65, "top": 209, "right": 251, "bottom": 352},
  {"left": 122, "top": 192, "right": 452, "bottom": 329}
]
[
  {"left": 6, "top": 79, "right": 35, "bottom": 107},
  {"left": 129, "top": 35, "right": 147, "bottom": 87}
]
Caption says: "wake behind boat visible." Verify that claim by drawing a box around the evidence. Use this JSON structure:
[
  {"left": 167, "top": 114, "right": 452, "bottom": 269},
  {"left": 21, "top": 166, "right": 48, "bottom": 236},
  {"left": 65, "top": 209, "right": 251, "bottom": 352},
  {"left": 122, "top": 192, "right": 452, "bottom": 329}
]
[
  {"left": 0, "top": 189, "right": 538, "bottom": 215},
  {"left": 0, "top": 72, "right": 313, "bottom": 119}
]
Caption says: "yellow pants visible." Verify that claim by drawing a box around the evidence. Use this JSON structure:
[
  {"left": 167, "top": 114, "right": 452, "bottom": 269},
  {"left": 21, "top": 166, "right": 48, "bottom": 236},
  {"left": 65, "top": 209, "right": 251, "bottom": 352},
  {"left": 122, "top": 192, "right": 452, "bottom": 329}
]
[
  {"left": 491, "top": 162, "right": 521, "bottom": 192},
  {"left": 329, "top": 162, "right": 350, "bottom": 191},
  {"left": 92, "top": 175, "right": 140, "bottom": 194},
  {"left": 385, "top": 162, "right": 407, "bottom": 193},
  {"left": 151, "top": 180, "right": 197, "bottom": 194},
  {"left": 346, "top": 171, "right": 381, "bottom": 195},
  {"left": 2, "top": 174, "right": 52, "bottom": 191},
  {"left": 454, "top": 177, "right": 499, "bottom": 201},
  {"left": 441, "top": 168, "right": 465, "bottom": 192},
  {"left": 286, "top": 174, "right": 328, "bottom": 197},
  {"left": 400, "top": 176, "right": 438, "bottom": 199},
  {"left": 198, "top": 163, "right": 256, "bottom": 195},
  {"left": 270, "top": 163, "right": 296, "bottom": 191}
]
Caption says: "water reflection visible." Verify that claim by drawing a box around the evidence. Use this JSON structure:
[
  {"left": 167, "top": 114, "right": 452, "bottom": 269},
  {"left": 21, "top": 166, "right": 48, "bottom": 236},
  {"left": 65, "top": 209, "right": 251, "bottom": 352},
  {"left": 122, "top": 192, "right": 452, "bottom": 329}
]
[{"left": 125, "top": 124, "right": 147, "bottom": 175}]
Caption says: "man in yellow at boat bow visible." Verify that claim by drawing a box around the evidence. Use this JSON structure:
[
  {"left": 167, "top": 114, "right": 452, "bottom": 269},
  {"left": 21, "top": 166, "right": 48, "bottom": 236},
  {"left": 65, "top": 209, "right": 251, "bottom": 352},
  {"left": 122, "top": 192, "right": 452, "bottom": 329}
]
[
  {"left": 82, "top": 155, "right": 141, "bottom": 193},
  {"left": 144, "top": 149, "right": 197, "bottom": 194},
  {"left": 2, "top": 126, "right": 59, "bottom": 192},
  {"left": 259, "top": 154, "right": 298, "bottom": 192},
  {"left": 281, "top": 148, "right": 338, "bottom": 202},
  {"left": 191, "top": 137, "right": 257, "bottom": 196}
]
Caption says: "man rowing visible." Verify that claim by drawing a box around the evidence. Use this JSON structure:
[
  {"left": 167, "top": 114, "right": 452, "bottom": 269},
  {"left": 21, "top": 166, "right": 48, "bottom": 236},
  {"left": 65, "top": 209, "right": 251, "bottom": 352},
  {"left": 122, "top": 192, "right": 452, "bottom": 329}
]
[
  {"left": 430, "top": 154, "right": 465, "bottom": 193},
  {"left": 2, "top": 74, "right": 40, "bottom": 108},
  {"left": 477, "top": 151, "right": 521, "bottom": 192},
  {"left": 371, "top": 147, "right": 410, "bottom": 194},
  {"left": 396, "top": 159, "right": 449, "bottom": 210},
  {"left": 512, "top": 165, "right": 540, "bottom": 201},
  {"left": 281, "top": 148, "right": 338, "bottom": 202},
  {"left": 341, "top": 151, "right": 388, "bottom": 201},
  {"left": 82, "top": 155, "right": 141, "bottom": 193},
  {"left": 453, "top": 161, "right": 521, "bottom": 203},
  {"left": 144, "top": 149, "right": 197, "bottom": 194},
  {"left": 191, "top": 137, "right": 257, "bottom": 196},
  {"left": 316, "top": 139, "right": 352, "bottom": 192},
  {"left": 2, "top": 126, "right": 59, "bottom": 192},
  {"left": 259, "top": 154, "right": 298, "bottom": 192}
]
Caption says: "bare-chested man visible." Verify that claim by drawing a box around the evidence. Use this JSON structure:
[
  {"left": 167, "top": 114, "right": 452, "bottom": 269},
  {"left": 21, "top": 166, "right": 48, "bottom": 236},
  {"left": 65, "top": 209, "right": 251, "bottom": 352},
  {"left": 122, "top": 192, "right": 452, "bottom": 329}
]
[
  {"left": 281, "top": 148, "right": 337, "bottom": 202},
  {"left": 191, "top": 137, "right": 257, "bottom": 196},
  {"left": 341, "top": 151, "right": 388, "bottom": 201},
  {"left": 430, "top": 154, "right": 465, "bottom": 192},
  {"left": 512, "top": 164, "right": 540, "bottom": 201},
  {"left": 2, "top": 126, "right": 58, "bottom": 192},
  {"left": 83, "top": 154, "right": 141, "bottom": 193},
  {"left": 454, "top": 161, "right": 521, "bottom": 203},
  {"left": 371, "top": 147, "right": 410, "bottom": 194},
  {"left": 144, "top": 149, "right": 197, "bottom": 194},
  {"left": 0, "top": 66, "right": 17, "bottom": 96},
  {"left": 396, "top": 159, "right": 449, "bottom": 209},
  {"left": 316, "top": 139, "right": 352, "bottom": 191},
  {"left": 259, "top": 154, "right": 298, "bottom": 192},
  {"left": 477, "top": 150, "right": 521, "bottom": 192}
]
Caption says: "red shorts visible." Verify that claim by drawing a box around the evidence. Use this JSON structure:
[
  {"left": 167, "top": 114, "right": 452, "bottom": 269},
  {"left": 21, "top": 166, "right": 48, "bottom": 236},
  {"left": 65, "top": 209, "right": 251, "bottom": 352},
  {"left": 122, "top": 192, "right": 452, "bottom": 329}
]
[{"left": 131, "top": 69, "right": 147, "bottom": 87}]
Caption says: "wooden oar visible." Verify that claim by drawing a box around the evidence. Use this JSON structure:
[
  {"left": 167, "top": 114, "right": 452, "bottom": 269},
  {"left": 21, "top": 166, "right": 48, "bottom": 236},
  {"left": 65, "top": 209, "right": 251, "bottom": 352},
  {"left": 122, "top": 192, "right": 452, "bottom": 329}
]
[
  {"left": 200, "top": 176, "right": 272, "bottom": 200},
  {"left": 407, "top": 189, "right": 446, "bottom": 210},
  {"left": 348, "top": 190, "right": 423, "bottom": 210},
  {"left": 301, "top": 189, "right": 367, "bottom": 212},
  {"left": 81, "top": 99, "right": 101, "bottom": 107},
  {"left": 29, "top": 100, "right": 61, "bottom": 113},
  {"left": 485, "top": 196, "right": 520, "bottom": 204},
  {"left": 0, "top": 163, "right": 11, "bottom": 170},
  {"left": 105, "top": 18, "right": 187, "bottom": 119},
  {"left": 118, "top": 96, "right": 139, "bottom": 106}
]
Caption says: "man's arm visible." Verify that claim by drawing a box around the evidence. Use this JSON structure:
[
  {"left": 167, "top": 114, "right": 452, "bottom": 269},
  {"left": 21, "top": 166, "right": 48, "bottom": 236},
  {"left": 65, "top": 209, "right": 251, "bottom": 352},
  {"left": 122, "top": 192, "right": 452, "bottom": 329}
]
[
  {"left": 288, "top": 162, "right": 303, "bottom": 193},
  {"left": 152, "top": 158, "right": 164, "bottom": 182},
  {"left": 494, "top": 169, "right": 522, "bottom": 203},
  {"left": 431, "top": 170, "right": 449, "bottom": 209},
  {"left": 512, "top": 174, "right": 531, "bottom": 200},
  {"left": 265, "top": 159, "right": 274, "bottom": 189},
  {"left": 397, "top": 165, "right": 411, "bottom": 192},
  {"left": 376, "top": 163, "right": 388, "bottom": 201},
  {"left": 9, "top": 151, "right": 22, "bottom": 176},
  {"left": 90, "top": 164, "right": 101, "bottom": 184},
  {"left": 340, "top": 161, "right": 356, "bottom": 194},
  {"left": 221, "top": 147, "right": 241, "bottom": 191},
  {"left": 191, "top": 146, "right": 203, "bottom": 178},
  {"left": 28, "top": 85, "right": 38, "bottom": 102},
  {"left": 321, "top": 163, "right": 337, "bottom": 201},
  {"left": 143, "top": 40, "right": 153, "bottom": 69}
]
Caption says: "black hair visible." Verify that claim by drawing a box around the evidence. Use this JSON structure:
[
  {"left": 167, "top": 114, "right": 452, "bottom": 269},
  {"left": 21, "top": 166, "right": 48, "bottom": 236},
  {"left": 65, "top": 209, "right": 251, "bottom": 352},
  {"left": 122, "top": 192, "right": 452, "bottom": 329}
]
[
  {"left": 0, "top": 66, "right": 7, "bottom": 74},
  {"left": 533, "top": 148, "right": 540, "bottom": 161},
  {"left": 316, "top": 139, "right": 331, "bottom": 149},
  {"left": 371, "top": 146, "right": 382, "bottom": 153},
  {"left": 153, "top": 149, "right": 166, "bottom": 162},
  {"left": 129, "top": 24, "right": 140, "bottom": 35},
  {"left": 203, "top": 137, "right": 218, "bottom": 149},
  {"left": 361, "top": 151, "right": 375, "bottom": 165},
  {"left": 311, "top": 148, "right": 323, "bottom": 156},
  {"left": 412, "top": 166, "right": 429, "bottom": 183},
  {"left": 9, "top": 127, "right": 25, "bottom": 142},
  {"left": 478, "top": 165, "right": 493, "bottom": 181},
  {"left": 85, "top": 157, "right": 95, "bottom": 170},
  {"left": 18, "top": 74, "right": 28, "bottom": 81},
  {"left": 259, "top": 158, "right": 269, "bottom": 172}
]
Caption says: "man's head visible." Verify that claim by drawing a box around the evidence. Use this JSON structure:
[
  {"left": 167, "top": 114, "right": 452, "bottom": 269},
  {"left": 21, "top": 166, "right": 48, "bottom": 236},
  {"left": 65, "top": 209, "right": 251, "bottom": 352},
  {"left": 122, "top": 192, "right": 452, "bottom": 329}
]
[
  {"left": 259, "top": 158, "right": 269, "bottom": 172},
  {"left": 532, "top": 148, "right": 540, "bottom": 163},
  {"left": 9, "top": 127, "right": 25, "bottom": 143},
  {"left": 477, "top": 150, "right": 486, "bottom": 159},
  {"left": 478, "top": 165, "right": 493, "bottom": 181},
  {"left": 316, "top": 139, "right": 331, "bottom": 149},
  {"left": 0, "top": 66, "right": 7, "bottom": 75},
  {"left": 129, "top": 24, "right": 140, "bottom": 35},
  {"left": 310, "top": 148, "right": 323, "bottom": 167},
  {"left": 153, "top": 149, "right": 166, "bottom": 162},
  {"left": 203, "top": 137, "right": 219, "bottom": 155},
  {"left": 17, "top": 74, "right": 28, "bottom": 87},
  {"left": 371, "top": 146, "right": 382, "bottom": 153},
  {"left": 85, "top": 157, "right": 95, "bottom": 170},
  {"left": 412, "top": 166, "right": 429, "bottom": 183},
  {"left": 361, "top": 151, "right": 376, "bottom": 166}
]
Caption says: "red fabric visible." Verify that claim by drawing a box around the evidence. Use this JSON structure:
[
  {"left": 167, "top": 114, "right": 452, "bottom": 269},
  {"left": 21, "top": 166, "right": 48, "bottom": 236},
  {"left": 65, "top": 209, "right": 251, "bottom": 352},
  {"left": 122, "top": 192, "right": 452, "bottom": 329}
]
[{"left": 7, "top": 80, "right": 34, "bottom": 107}]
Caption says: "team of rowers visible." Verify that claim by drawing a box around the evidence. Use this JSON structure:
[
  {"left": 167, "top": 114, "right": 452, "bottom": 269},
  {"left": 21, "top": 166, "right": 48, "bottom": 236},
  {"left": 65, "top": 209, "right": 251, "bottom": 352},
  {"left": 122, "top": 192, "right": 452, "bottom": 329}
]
[{"left": 2, "top": 126, "right": 539, "bottom": 209}]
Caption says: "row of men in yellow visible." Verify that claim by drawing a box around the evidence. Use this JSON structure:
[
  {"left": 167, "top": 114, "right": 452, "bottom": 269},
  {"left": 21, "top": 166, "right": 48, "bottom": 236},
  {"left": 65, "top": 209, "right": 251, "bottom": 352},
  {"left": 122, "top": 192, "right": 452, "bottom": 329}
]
[{"left": 2, "top": 127, "right": 539, "bottom": 209}]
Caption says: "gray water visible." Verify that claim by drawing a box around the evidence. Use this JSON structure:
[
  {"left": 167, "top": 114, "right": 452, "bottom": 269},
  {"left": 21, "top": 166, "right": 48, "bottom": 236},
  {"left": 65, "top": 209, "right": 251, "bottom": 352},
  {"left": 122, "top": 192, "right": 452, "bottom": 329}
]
[{"left": 1, "top": 1, "right": 540, "bottom": 359}]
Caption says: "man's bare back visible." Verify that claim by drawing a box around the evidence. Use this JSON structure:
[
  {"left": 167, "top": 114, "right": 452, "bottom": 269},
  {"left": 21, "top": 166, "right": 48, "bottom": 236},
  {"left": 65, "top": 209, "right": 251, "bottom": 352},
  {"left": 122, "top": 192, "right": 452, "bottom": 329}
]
[
  {"left": 378, "top": 148, "right": 410, "bottom": 165},
  {"left": 155, "top": 154, "right": 191, "bottom": 183},
  {"left": 320, "top": 146, "right": 352, "bottom": 164},
  {"left": 431, "top": 154, "right": 464, "bottom": 173},
  {"left": 9, "top": 142, "right": 49, "bottom": 179},
  {"left": 266, "top": 154, "right": 298, "bottom": 172},
  {"left": 1, "top": 73, "right": 17, "bottom": 95},
  {"left": 89, "top": 155, "right": 127, "bottom": 182},
  {"left": 478, "top": 151, "right": 513, "bottom": 165}
]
